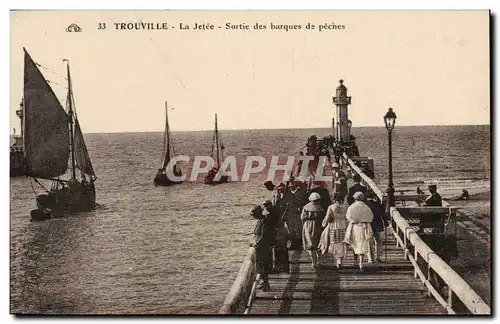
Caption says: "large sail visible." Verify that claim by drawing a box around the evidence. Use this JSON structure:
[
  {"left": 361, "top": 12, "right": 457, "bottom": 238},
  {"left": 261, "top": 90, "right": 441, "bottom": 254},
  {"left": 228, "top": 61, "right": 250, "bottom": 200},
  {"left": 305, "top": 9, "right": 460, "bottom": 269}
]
[
  {"left": 23, "top": 48, "right": 70, "bottom": 178},
  {"left": 74, "top": 118, "right": 95, "bottom": 176},
  {"left": 161, "top": 102, "right": 171, "bottom": 169}
]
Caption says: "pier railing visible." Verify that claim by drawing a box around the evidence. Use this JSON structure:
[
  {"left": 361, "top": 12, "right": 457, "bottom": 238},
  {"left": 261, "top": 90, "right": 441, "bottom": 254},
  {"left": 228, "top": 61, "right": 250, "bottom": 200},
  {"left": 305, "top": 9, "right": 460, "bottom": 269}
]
[
  {"left": 219, "top": 247, "right": 257, "bottom": 314},
  {"left": 344, "top": 154, "right": 490, "bottom": 315},
  {"left": 391, "top": 206, "right": 490, "bottom": 314},
  {"left": 343, "top": 153, "right": 384, "bottom": 201}
]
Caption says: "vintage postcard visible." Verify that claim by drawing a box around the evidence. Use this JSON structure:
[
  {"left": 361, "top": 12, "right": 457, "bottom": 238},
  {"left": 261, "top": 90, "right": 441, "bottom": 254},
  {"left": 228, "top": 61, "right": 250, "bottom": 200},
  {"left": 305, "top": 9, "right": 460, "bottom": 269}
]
[{"left": 9, "top": 10, "right": 491, "bottom": 315}]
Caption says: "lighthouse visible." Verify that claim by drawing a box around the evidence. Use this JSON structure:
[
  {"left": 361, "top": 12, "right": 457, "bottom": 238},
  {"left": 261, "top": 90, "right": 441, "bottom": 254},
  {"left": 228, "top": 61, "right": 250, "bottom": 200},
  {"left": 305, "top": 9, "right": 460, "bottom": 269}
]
[{"left": 333, "top": 79, "right": 351, "bottom": 143}]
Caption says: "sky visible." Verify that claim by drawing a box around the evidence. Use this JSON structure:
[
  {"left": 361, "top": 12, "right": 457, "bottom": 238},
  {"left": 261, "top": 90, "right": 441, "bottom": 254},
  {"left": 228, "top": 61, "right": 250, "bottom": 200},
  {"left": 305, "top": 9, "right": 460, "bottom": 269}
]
[{"left": 10, "top": 10, "right": 490, "bottom": 133}]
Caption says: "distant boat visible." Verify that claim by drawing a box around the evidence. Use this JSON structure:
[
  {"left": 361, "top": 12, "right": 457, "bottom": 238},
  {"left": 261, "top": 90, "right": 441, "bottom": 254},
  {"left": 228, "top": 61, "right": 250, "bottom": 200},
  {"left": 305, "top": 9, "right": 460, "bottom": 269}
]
[
  {"left": 204, "top": 113, "right": 228, "bottom": 184},
  {"left": 154, "top": 102, "right": 183, "bottom": 186},
  {"left": 22, "top": 48, "right": 97, "bottom": 221},
  {"left": 10, "top": 101, "right": 26, "bottom": 177}
]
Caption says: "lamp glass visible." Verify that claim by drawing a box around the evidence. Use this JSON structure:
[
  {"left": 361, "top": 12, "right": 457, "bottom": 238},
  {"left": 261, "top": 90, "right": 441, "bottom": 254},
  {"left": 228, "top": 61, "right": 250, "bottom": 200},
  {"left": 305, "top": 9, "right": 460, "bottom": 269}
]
[{"left": 384, "top": 108, "right": 397, "bottom": 132}]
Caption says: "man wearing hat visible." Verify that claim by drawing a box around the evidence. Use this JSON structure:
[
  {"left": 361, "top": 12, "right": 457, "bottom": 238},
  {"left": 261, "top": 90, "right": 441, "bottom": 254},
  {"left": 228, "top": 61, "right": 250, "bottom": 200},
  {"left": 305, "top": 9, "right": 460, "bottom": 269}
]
[
  {"left": 272, "top": 183, "right": 286, "bottom": 208},
  {"left": 419, "top": 184, "right": 444, "bottom": 233},
  {"left": 332, "top": 162, "right": 347, "bottom": 203},
  {"left": 423, "top": 185, "right": 443, "bottom": 207},
  {"left": 283, "top": 180, "right": 307, "bottom": 250},
  {"left": 263, "top": 198, "right": 290, "bottom": 274}
]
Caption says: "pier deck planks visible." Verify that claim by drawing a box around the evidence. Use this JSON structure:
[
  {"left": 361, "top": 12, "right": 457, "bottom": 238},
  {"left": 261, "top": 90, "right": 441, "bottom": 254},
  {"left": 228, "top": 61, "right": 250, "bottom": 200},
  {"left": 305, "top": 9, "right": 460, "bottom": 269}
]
[{"left": 249, "top": 232, "right": 445, "bottom": 315}]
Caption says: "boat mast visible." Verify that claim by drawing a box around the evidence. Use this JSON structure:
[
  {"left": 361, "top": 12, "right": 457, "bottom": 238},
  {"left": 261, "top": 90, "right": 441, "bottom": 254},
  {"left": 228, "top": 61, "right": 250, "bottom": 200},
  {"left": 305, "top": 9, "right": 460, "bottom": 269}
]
[
  {"left": 65, "top": 60, "right": 77, "bottom": 180},
  {"left": 165, "top": 101, "right": 171, "bottom": 164},
  {"left": 215, "top": 114, "right": 220, "bottom": 166}
]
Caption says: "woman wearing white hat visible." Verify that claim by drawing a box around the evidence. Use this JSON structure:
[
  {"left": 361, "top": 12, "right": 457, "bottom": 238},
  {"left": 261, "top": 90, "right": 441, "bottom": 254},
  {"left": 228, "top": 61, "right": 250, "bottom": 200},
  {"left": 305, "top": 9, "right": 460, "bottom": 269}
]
[
  {"left": 343, "top": 191, "right": 374, "bottom": 271},
  {"left": 300, "top": 192, "right": 326, "bottom": 268}
]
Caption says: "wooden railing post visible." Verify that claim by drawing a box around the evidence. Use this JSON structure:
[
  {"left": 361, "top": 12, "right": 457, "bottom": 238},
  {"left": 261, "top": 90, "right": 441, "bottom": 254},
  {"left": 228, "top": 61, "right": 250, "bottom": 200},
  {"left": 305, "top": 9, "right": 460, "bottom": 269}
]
[
  {"left": 427, "top": 259, "right": 432, "bottom": 296},
  {"left": 414, "top": 247, "right": 418, "bottom": 279},
  {"left": 447, "top": 284, "right": 453, "bottom": 309}
]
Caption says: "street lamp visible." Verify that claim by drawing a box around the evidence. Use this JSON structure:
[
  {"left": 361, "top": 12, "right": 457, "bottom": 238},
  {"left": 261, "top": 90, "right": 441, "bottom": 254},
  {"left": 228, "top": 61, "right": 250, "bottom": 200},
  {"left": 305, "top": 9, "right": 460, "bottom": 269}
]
[{"left": 383, "top": 107, "right": 397, "bottom": 214}]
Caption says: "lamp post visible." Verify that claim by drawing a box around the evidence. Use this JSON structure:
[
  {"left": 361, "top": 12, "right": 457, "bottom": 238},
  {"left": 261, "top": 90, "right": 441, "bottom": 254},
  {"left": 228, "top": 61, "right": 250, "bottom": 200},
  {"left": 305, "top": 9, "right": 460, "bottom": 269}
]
[
  {"left": 347, "top": 119, "right": 353, "bottom": 156},
  {"left": 383, "top": 107, "right": 396, "bottom": 263},
  {"left": 383, "top": 107, "right": 397, "bottom": 213}
]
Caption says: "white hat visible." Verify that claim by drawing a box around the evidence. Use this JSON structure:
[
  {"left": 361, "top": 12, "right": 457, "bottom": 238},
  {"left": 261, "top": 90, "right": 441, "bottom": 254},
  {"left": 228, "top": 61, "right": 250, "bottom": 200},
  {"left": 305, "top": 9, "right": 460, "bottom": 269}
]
[
  {"left": 309, "top": 192, "right": 321, "bottom": 202},
  {"left": 353, "top": 192, "right": 365, "bottom": 201},
  {"left": 332, "top": 162, "right": 340, "bottom": 168}
]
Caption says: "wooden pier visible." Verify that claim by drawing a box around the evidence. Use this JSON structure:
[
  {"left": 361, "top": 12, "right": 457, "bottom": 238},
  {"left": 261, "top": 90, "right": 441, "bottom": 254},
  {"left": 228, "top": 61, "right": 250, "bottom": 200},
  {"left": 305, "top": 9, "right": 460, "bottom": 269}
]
[
  {"left": 248, "top": 229, "right": 445, "bottom": 314},
  {"left": 219, "top": 155, "right": 491, "bottom": 315}
]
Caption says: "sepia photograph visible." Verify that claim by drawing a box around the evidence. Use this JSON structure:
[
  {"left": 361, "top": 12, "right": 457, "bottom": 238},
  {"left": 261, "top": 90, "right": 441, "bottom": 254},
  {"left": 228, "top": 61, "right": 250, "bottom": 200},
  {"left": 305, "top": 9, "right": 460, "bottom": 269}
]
[{"left": 8, "top": 9, "right": 491, "bottom": 316}]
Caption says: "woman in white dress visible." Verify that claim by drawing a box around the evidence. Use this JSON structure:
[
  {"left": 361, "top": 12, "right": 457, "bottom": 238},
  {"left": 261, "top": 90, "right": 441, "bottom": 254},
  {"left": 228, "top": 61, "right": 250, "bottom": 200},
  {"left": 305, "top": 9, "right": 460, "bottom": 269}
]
[{"left": 343, "top": 192, "right": 374, "bottom": 271}]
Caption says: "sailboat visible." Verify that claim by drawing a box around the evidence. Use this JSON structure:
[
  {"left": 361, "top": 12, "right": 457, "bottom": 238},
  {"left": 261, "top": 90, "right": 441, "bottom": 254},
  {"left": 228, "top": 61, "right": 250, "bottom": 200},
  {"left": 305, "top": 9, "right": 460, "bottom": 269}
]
[
  {"left": 154, "top": 102, "right": 183, "bottom": 186},
  {"left": 204, "top": 113, "right": 228, "bottom": 184},
  {"left": 22, "top": 48, "right": 97, "bottom": 221}
]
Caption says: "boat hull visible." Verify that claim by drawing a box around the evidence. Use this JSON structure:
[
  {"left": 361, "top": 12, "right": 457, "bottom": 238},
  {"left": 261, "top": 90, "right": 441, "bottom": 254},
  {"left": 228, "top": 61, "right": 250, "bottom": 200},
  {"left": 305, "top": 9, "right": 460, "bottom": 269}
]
[
  {"left": 154, "top": 172, "right": 183, "bottom": 186},
  {"left": 204, "top": 175, "right": 229, "bottom": 185},
  {"left": 30, "top": 208, "right": 52, "bottom": 222},
  {"left": 34, "top": 181, "right": 96, "bottom": 219}
]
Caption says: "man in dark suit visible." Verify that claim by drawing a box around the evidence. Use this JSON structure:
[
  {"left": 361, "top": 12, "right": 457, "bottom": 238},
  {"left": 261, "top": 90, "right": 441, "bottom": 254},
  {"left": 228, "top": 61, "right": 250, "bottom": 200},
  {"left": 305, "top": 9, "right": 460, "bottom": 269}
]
[
  {"left": 347, "top": 174, "right": 367, "bottom": 205},
  {"left": 423, "top": 184, "right": 443, "bottom": 207}
]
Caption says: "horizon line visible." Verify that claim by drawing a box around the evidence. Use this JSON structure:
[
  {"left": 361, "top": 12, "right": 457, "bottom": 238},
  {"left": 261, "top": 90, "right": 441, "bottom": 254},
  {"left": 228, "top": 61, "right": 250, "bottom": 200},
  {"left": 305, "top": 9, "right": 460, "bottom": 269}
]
[
  {"left": 79, "top": 123, "right": 490, "bottom": 135},
  {"left": 8, "top": 123, "right": 490, "bottom": 136}
]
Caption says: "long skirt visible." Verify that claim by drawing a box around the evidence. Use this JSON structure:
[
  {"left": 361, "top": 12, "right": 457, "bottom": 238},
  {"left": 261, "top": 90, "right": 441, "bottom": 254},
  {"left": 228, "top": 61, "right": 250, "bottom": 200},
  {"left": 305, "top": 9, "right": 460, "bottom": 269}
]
[
  {"left": 344, "top": 223, "right": 373, "bottom": 255},
  {"left": 328, "top": 228, "right": 347, "bottom": 259},
  {"left": 302, "top": 219, "right": 322, "bottom": 251}
]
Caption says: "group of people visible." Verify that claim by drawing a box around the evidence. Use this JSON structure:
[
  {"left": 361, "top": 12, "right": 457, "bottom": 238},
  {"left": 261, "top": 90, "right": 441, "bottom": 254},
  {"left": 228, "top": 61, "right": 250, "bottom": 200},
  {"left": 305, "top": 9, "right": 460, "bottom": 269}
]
[
  {"left": 305, "top": 134, "right": 361, "bottom": 168},
  {"left": 250, "top": 163, "right": 389, "bottom": 291},
  {"left": 305, "top": 135, "right": 332, "bottom": 163},
  {"left": 250, "top": 181, "right": 306, "bottom": 291}
]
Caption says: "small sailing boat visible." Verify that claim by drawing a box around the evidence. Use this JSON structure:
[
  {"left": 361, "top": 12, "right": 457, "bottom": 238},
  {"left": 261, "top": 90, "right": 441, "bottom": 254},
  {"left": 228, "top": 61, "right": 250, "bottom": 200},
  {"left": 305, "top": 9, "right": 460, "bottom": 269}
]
[
  {"left": 22, "top": 48, "right": 97, "bottom": 221},
  {"left": 154, "top": 102, "right": 183, "bottom": 186},
  {"left": 204, "top": 113, "right": 228, "bottom": 184}
]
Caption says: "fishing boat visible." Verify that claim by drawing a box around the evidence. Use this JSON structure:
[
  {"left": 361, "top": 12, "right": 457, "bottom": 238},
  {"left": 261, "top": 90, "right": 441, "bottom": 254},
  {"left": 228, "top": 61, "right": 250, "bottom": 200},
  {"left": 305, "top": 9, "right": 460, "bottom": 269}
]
[
  {"left": 10, "top": 101, "right": 26, "bottom": 177},
  {"left": 154, "top": 102, "right": 183, "bottom": 186},
  {"left": 204, "top": 113, "right": 228, "bottom": 184},
  {"left": 22, "top": 48, "right": 97, "bottom": 221}
]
